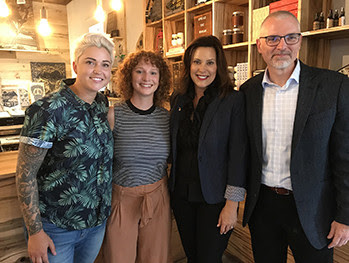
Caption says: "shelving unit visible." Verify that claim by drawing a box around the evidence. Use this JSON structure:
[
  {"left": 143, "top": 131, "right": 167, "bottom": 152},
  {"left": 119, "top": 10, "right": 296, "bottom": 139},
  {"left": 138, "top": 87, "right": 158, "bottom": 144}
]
[
  {"left": 142, "top": 1, "right": 349, "bottom": 262},
  {"left": 143, "top": 0, "right": 349, "bottom": 79}
]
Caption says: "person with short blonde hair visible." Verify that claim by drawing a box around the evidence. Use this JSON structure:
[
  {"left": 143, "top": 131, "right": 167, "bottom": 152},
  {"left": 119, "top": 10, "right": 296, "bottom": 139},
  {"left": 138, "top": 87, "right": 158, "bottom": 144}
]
[
  {"left": 16, "top": 32, "right": 114, "bottom": 263},
  {"left": 74, "top": 32, "right": 115, "bottom": 64}
]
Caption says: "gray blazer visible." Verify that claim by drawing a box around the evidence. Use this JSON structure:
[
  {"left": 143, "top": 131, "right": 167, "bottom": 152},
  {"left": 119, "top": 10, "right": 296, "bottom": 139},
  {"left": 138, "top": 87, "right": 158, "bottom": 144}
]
[{"left": 241, "top": 61, "right": 349, "bottom": 249}]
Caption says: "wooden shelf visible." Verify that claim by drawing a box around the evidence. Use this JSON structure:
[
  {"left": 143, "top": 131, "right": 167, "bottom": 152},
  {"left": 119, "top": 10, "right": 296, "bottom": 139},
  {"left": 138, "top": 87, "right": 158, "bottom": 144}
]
[
  {"left": 112, "top": 36, "right": 124, "bottom": 41},
  {"left": 165, "top": 52, "right": 184, "bottom": 59},
  {"left": 187, "top": 1, "right": 213, "bottom": 13},
  {"left": 223, "top": 41, "right": 249, "bottom": 51},
  {"left": 0, "top": 125, "right": 23, "bottom": 131},
  {"left": 164, "top": 10, "right": 185, "bottom": 21},
  {"left": 302, "top": 25, "right": 349, "bottom": 40},
  {"left": 145, "top": 19, "right": 162, "bottom": 27},
  {"left": 0, "top": 48, "right": 48, "bottom": 53},
  {"left": 215, "top": 0, "right": 249, "bottom": 5}
]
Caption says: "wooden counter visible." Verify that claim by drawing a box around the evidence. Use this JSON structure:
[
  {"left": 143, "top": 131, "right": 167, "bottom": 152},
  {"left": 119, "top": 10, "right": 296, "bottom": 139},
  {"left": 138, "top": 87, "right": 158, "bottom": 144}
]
[{"left": 0, "top": 151, "right": 28, "bottom": 263}]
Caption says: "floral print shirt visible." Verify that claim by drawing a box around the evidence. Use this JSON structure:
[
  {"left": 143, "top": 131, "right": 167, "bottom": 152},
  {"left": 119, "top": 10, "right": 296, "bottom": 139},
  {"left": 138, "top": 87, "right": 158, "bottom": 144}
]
[{"left": 20, "top": 79, "right": 113, "bottom": 230}]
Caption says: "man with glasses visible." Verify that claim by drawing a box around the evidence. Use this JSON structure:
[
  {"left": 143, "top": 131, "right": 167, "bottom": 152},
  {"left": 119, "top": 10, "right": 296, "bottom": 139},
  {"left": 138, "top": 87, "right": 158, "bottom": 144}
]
[{"left": 241, "top": 11, "right": 349, "bottom": 262}]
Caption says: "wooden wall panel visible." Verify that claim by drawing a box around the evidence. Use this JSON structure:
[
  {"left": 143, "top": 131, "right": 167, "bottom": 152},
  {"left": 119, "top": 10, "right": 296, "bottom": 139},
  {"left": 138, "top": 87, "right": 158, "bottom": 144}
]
[{"left": 0, "top": 2, "right": 71, "bottom": 86}]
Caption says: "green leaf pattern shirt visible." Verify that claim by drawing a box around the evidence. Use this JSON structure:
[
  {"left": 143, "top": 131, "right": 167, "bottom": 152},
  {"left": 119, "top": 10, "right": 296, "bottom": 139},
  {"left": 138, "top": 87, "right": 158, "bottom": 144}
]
[{"left": 20, "top": 79, "right": 113, "bottom": 230}]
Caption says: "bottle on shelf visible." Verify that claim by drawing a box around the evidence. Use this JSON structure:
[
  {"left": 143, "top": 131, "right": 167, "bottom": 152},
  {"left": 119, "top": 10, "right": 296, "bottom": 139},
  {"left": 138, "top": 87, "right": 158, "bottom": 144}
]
[
  {"left": 319, "top": 12, "right": 325, "bottom": 29},
  {"left": 326, "top": 9, "right": 334, "bottom": 28},
  {"left": 156, "top": 30, "right": 163, "bottom": 54},
  {"left": 333, "top": 9, "right": 339, "bottom": 27},
  {"left": 313, "top": 12, "right": 320, "bottom": 30},
  {"left": 339, "top": 7, "right": 346, "bottom": 26}
]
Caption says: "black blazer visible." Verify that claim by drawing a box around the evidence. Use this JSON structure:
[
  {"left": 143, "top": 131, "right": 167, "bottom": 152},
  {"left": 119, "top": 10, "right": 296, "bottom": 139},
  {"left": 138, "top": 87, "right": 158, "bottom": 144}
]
[
  {"left": 169, "top": 90, "right": 248, "bottom": 204},
  {"left": 241, "top": 61, "right": 349, "bottom": 249}
]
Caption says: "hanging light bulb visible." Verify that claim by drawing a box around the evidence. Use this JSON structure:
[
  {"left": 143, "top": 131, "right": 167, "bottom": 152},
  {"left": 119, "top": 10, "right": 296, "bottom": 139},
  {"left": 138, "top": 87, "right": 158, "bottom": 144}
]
[
  {"left": 38, "top": 5, "right": 52, "bottom": 36},
  {"left": 111, "top": 0, "right": 122, "bottom": 11},
  {"left": 0, "top": 0, "right": 11, "bottom": 17},
  {"left": 94, "top": 0, "right": 105, "bottom": 22}
]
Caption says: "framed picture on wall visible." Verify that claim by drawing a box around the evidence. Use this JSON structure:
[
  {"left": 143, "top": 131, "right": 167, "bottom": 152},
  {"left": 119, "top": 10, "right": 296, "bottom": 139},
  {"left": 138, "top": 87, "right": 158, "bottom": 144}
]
[
  {"left": 0, "top": 80, "right": 30, "bottom": 116},
  {"left": 30, "top": 62, "right": 66, "bottom": 95},
  {"left": 29, "top": 82, "right": 45, "bottom": 102}
]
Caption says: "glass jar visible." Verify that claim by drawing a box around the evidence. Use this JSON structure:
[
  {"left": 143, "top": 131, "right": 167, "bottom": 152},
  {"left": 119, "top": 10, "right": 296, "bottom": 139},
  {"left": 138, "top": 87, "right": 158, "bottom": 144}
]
[
  {"left": 176, "top": 32, "right": 184, "bottom": 46},
  {"left": 222, "top": 29, "right": 233, "bottom": 45},
  {"left": 232, "top": 27, "right": 244, "bottom": 43},
  {"left": 232, "top": 11, "right": 244, "bottom": 28},
  {"left": 171, "top": 33, "right": 177, "bottom": 46}
]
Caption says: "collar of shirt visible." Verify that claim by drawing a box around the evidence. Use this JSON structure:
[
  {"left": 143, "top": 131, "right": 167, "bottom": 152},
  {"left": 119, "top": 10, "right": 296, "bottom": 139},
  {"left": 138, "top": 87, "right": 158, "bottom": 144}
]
[
  {"left": 262, "top": 59, "right": 301, "bottom": 90},
  {"left": 60, "top": 78, "right": 102, "bottom": 111}
]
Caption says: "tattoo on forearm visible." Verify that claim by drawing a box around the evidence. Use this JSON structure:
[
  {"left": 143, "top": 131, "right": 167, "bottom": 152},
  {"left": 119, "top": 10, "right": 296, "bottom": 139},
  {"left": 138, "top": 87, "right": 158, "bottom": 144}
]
[{"left": 16, "top": 143, "right": 48, "bottom": 236}]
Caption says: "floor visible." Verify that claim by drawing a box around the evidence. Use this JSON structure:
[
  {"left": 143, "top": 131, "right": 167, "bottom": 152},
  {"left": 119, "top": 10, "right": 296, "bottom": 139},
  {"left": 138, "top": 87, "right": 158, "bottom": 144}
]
[{"left": 175, "top": 253, "right": 244, "bottom": 263}]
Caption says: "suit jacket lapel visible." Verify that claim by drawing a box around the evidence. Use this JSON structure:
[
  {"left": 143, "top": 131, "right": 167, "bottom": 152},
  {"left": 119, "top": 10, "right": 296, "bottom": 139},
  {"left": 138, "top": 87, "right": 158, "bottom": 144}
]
[
  {"left": 252, "top": 80, "right": 264, "bottom": 165},
  {"left": 291, "top": 62, "right": 317, "bottom": 157},
  {"left": 199, "top": 96, "right": 221, "bottom": 148},
  {"left": 246, "top": 74, "right": 264, "bottom": 164},
  {"left": 170, "top": 94, "right": 185, "bottom": 162}
]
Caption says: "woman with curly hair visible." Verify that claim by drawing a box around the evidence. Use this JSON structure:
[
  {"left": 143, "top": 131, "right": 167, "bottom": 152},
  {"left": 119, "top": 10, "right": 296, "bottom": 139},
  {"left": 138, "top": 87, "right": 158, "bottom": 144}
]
[{"left": 103, "top": 50, "right": 172, "bottom": 263}]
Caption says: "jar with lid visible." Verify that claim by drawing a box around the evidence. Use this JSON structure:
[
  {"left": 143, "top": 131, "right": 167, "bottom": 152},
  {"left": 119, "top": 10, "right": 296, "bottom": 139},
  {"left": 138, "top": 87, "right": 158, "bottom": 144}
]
[
  {"left": 232, "top": 27, "right": 244, "bottom": 44},
  {"left": 171, "top": 33, "right": 177, "bottom": 46},
  {"left": 222, "top": 29, "right": 233, "bottom": 45},
  {"left": 232, "top": 11, "right": 244, "bottom": 28},
  {"left": 176, "top": 32, "right": 184, "bottom": 46}
]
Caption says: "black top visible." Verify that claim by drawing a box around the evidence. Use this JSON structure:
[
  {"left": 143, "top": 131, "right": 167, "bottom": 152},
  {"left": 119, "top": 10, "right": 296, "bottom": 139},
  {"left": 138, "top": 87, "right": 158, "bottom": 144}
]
[{"left": 175, "top": 84, "right": 218, "bottom": 202}]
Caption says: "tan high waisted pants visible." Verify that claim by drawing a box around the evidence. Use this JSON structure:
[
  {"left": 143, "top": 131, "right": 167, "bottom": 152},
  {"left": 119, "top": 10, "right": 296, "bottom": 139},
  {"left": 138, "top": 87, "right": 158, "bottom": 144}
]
[{"left": 103, "top": 176, "right": 171, "bottom": 263}]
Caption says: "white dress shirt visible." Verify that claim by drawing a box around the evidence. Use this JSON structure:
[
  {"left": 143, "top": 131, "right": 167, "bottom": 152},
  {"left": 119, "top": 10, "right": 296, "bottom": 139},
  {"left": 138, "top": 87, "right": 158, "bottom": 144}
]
[{"left": 261, "top": 60, "right": 301, "bottom": 190}]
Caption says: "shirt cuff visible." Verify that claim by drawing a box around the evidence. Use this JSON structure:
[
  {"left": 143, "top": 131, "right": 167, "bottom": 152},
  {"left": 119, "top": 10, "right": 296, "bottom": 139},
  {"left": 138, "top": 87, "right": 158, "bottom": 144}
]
[
  {"left": 224, "top": 185, "right": 246, "bottom": 202},
  {"left": 20, "top": 136, "right": 53, "bottom": 149}
]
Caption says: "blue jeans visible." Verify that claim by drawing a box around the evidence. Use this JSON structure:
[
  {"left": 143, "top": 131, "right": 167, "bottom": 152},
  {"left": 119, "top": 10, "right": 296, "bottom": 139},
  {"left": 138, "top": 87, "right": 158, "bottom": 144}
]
[{"left": 42, "top": 219, "right": 106, "bottom": 263}]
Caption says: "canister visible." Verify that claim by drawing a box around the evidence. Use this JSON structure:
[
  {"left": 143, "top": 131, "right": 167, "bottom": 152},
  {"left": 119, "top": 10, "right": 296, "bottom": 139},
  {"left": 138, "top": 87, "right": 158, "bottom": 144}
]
[
  {"left": 222, "top": 29, "right": 233, "bottom": 45},
  {"left": 232, "top": 11, "right": 244, "bottom": 28},
  {"left": 232, "top": 27, "right": 244, "bottom": 43}
]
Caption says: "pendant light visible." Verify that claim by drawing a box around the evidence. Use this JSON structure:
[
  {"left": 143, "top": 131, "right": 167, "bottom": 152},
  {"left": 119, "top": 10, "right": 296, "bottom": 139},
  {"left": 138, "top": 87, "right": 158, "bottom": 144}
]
[
  {"left": 111, "top": 0, "right": 122, "bottom": 11},
  {"left": 94, "top": 0, "right": 105, "bottom": 22},
  {"left": 0, "top": 0, "right": 10, "bottom": 17},
  {"left": 38, "top": 0, "right": 52, "bottom": 36}
]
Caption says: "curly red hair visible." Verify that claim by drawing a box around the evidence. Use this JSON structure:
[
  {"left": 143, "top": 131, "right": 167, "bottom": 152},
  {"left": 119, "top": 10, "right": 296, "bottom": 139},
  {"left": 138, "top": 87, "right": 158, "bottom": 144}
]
[{"left": 116, "top": 50, "right": 171, "bottom": 108}]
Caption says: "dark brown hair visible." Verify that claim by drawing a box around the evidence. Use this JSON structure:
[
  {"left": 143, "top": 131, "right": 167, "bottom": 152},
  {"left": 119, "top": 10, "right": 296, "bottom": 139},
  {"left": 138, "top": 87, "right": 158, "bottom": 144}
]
[
  {"left": 116, "top": 50, "right": 171, "bottom": 107},
  {"left": 179, "top": 35, "right": 232, "bottom": 96}
]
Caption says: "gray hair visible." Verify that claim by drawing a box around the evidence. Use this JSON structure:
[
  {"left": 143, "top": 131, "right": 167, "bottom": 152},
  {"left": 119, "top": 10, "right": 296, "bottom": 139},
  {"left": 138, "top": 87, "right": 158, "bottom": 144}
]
[
  {"left": 261, "top": 11, "right": 300, "bottom": 33},
  {"left": 74, "top": 33, "right": 115, "bottom": 65}
]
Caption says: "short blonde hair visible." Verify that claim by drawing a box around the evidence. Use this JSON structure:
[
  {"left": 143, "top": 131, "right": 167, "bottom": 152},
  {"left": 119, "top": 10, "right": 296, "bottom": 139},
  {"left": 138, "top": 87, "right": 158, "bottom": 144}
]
[{"left": 74, "top": 33, "right": 115, "bottom": 64}]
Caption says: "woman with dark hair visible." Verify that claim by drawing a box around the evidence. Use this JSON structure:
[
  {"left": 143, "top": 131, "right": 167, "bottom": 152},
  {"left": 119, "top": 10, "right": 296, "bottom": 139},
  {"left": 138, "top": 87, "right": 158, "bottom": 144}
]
[
  {"left": 103, "top": 50, "right": 172, "bottom": 263},
  {"left": 169, "top": 35, "right": 248, "bottom": 262}
]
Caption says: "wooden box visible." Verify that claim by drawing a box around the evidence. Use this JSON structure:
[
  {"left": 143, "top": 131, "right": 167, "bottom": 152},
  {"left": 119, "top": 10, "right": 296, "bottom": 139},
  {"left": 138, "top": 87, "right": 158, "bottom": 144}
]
[{"left": 194, "top": 11, "right": 212, "bottom": 39}]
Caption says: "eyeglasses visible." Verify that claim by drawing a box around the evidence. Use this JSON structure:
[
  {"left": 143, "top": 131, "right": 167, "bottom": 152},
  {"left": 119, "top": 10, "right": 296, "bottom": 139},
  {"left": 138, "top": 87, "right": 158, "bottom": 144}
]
[{"left": 259, "top": 33, "right": 302, "bottom": 46}]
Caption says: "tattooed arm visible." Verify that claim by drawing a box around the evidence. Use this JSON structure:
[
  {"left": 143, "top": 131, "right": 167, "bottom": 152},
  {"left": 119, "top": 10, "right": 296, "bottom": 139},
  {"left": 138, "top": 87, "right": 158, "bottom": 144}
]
[{"left": 16, "top": 142, "right": 56, "bottom": 263}]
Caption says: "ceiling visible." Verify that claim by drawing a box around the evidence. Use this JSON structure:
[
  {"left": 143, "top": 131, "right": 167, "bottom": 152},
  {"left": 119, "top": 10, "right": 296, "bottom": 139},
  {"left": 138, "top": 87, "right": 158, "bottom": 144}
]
[{"left": 32, "top": 0, "right": 72, "bottom": 5}]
